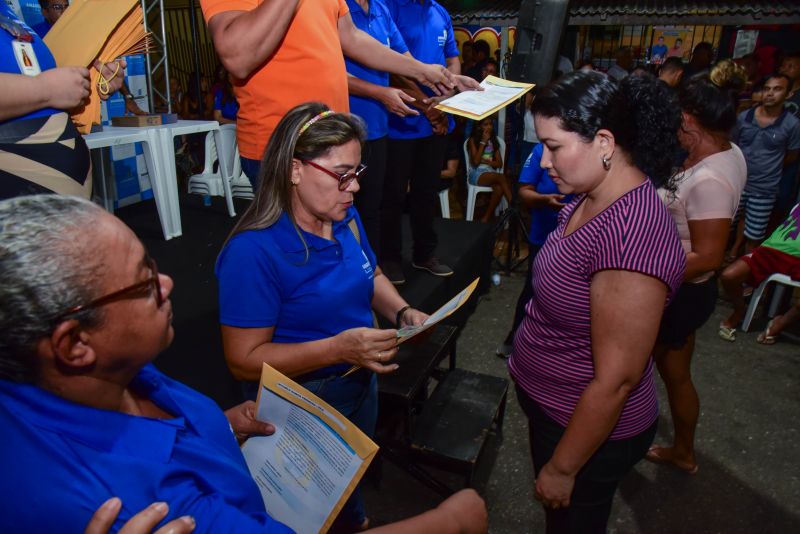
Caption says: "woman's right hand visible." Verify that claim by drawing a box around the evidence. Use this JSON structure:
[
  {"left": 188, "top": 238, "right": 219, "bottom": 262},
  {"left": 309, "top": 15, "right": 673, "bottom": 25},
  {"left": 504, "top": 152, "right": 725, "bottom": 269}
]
[
  {"left": 39, "top": 67, "right": 91, "bottom": 110},
  {"left": 85, "top": 498, "right": 195, "bottom": 534},
  {"left": 334, "top": 327, "right": 399, "bottom": 374}
]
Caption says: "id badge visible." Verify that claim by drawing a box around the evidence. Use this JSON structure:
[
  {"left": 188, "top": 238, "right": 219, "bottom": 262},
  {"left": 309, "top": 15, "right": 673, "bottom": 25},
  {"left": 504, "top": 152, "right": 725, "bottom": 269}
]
[{"left": 12, "top": 40, "right": 41, "bottom": 76}]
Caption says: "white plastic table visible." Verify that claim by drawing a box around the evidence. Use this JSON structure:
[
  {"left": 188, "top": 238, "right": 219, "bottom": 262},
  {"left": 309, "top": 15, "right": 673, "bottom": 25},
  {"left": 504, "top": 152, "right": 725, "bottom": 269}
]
[{"left": 84, "top": 120, "right": 220, "bottom": 240}]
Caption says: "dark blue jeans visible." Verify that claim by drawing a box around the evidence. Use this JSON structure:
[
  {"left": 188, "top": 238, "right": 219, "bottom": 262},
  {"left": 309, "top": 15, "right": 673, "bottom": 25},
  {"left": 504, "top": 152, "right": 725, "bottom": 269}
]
[
  {"left": 516, "top": 386, "right": 657, "bottom": 534},
  {"left": 240, "top": 156, "right": 261, "bottom": 190},
  {"left": 242, "top": 370, "right": 377, "bottom": 528}
]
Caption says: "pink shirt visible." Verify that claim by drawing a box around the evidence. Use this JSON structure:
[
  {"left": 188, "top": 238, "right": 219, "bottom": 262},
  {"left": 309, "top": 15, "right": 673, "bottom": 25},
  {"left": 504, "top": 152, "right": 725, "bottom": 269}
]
[
  {"left": 509, "top": 180, "right": 685, "bottom": 440},
  {"left": 659, "top": 145, "right": 747, "bottom": 282}
]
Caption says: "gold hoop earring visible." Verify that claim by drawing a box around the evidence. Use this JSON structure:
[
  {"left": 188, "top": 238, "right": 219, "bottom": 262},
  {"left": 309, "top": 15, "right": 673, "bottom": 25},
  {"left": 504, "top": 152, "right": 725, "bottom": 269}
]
[{"left": 602, "top": 156, "right": 611, "bottom": 170}]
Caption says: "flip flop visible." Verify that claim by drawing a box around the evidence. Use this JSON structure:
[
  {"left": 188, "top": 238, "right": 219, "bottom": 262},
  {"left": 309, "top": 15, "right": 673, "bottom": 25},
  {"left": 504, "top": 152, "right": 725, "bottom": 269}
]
[
  {"left": 757, "top": 319, "right": 779, "bottom": 345},
  {"left": 718, "top": 324, "right": 736, "bottom": 342},
  {"left": 645, "top": 445, "right": 699, "bottom": 475}
]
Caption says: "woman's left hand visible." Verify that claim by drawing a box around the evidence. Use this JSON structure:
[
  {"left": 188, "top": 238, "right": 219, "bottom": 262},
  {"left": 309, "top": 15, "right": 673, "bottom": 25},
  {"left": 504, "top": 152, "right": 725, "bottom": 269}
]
[
  {"left": 399, "top": 307, "right": 429, "bottom": 328},
  {"left": 224, "top": 400, "right": 276, "bottom": 444},
  {"left": 534, "top": 462, "right": 575, "bottom": 509},
  {"left": 94, "top": 59, "right": 127, "bottom": 100}
]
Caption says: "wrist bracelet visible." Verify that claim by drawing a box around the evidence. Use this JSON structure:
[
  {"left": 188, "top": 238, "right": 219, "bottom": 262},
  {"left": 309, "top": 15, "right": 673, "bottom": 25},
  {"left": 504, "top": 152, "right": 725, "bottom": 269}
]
[{"left": 395, "top": 305, "right": 412, "bottom": 329}]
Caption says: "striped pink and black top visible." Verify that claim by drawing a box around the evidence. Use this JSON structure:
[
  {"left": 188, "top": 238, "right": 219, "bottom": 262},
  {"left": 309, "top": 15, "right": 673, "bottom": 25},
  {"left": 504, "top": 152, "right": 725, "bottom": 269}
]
[{"left": 508, "top": 180, "right": 685, "bottom": 440}]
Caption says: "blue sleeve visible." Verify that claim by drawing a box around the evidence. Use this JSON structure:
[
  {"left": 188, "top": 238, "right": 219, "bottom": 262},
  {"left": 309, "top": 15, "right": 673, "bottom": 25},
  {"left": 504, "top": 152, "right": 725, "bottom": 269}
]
[
  {"left": 442, "top": 12, "right": 459, "bottom": 59},
  {"left": 216, "top": 234, "right": 282, "bottom": 328},
  {"left": 386, "top": 8, "right": 408, "bottom": 55},
  {"left": 162, "top": 494, "right": 294, "bottom": 534},
  {"left": 518, "top": 144, "right": 545, "bottom": 187},
  {"left": 214, "top": 89, "right": 223, "bottom": 111}
]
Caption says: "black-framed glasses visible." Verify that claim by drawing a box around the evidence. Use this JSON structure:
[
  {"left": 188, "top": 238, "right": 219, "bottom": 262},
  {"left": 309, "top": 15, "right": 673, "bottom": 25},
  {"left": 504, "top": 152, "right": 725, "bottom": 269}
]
[
  {"left": 302, "top": 160, "right": 367, "bottom": 191},
  {"left": 56, "top": 257, "right": 163, "bottom": 320}
]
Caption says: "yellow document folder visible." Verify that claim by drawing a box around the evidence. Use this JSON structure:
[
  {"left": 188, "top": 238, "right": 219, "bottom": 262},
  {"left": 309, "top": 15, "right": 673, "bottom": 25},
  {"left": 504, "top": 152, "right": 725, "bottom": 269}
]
[{"left": 44, "top": 0, "right": 148, "bottom": 132}]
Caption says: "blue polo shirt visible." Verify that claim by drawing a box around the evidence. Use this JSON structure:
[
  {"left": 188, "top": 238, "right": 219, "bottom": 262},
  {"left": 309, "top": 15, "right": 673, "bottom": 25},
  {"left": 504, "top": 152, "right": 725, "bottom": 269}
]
[
  {"left": 0, "top": 365, "right": 292, "bottom": 533},
  {"left": 346, "top": 0, "right": 408, "bottom": 141},
  {"left": 31, "top": 20, "right": 52, "bottom": 38},
  {"left": 519, "top": 143, "right": 574, "bottom": 245},
  {"left": 1, "top": 3, "right": 59, "bottom": 124},
  {"left": 385, "top": 0, "right": 459, "bottom": 139},
  {"left": 214, "top": 88, "right": 239, "bottom": 121},
  {"left": 216, "top": 208, "right": 377, "bottom": 380}
]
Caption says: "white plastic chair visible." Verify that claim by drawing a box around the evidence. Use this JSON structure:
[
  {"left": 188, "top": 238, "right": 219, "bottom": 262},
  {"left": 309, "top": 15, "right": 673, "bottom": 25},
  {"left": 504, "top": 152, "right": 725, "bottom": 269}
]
[
  {"left": 741, "top": 273, "right": 800, "bottom": 332},
  {"left": 187, "top": 124, "right": 238, "bottom": 216},
  {"left": 463, "top": 137, "right": 508, "bottom": 221},
  {"left": 439, "top": 186, "right": 451, "bottom": 218}
]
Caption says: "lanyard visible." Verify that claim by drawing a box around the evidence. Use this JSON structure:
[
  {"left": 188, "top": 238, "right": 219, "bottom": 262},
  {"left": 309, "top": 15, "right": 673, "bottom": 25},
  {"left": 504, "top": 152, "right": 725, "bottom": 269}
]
[{"left": 0, "top": 10, "right": 33, "bottom": 42}]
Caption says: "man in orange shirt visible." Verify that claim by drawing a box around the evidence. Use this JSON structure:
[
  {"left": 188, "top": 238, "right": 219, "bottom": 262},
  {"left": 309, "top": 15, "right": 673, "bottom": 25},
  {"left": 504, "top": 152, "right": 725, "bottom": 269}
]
[{"left": 200, "top": 0, "right": 469, "bottom": 187}]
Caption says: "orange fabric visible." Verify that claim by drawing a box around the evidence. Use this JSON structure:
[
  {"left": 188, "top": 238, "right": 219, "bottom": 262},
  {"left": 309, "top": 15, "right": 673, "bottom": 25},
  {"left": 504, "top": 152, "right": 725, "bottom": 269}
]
[{"left": 201, "top": 0, "right": 350, "bottom": 159}]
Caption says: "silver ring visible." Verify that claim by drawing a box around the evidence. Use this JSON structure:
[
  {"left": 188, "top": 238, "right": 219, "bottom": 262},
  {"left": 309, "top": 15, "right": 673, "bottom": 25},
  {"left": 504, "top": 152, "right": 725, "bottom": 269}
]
[{"left": 378, "top": 351, "right": 383, "bottom": 362}]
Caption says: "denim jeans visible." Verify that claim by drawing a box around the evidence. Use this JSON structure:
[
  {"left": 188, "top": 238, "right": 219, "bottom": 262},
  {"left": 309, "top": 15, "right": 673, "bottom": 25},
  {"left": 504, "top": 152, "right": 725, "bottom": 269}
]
[
  {"left": 242, "top": 370, "right": 377, "bottom": 528},
  {"left": 240, "top": 156, "right": 261, "bottom": 190}
]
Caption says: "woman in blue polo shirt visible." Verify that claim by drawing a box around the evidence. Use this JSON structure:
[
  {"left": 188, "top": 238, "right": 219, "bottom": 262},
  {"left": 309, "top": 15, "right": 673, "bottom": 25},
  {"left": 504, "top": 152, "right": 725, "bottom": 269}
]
[
  {"left": 1, "top": 2, "right": 122, "bottom": 198},
  {"left": 216, "top": 102, "right": 428, "bottom": 532}
]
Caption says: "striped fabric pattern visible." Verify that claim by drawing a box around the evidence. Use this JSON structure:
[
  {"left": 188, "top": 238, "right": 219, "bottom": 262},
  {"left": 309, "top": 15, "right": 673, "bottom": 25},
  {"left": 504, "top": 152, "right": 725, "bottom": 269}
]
[
  {"left": 0, "top": 113, "right": 91, "bottom": 199},
  {"left": 509, "top": 180, "right": 686, "bottom": 440},
  {"left": 738, "top": 191, "right": 777, "bottom": 241}
]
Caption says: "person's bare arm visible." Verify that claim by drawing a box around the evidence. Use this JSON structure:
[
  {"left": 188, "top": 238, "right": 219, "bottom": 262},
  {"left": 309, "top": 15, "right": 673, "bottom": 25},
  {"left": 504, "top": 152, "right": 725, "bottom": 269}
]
[
  {"left": 685, "top": 218, "right": 731, "bottom": 281},
  {"left": 347, "top": 76, "right": 418, "bottom": 117},
  {"left": 370, "top": 268, "right": 427, "bottom": 327},
  {"left": 366, "top": 489, "right": 487, "bottom": 534},
  {"left": 518, "top": 184, "right": 566, "bottom": 211},
  {"left": 221, "top": 324, "right": 400, "bottom": 381},
  {"left": 206, "top": 0, "right": 301, "bottom": 79},
  {"left": 213, "top": 109, "right": 236, "bottom": 125},
  {"left": 534, "top": 270, "right": 667, "bottom": 509},
  {"left": 338, "top": 13, "right": 454, "bottom": 95},
  {"left": 0, "top": 69, "right": 89, "bottom": 121}
]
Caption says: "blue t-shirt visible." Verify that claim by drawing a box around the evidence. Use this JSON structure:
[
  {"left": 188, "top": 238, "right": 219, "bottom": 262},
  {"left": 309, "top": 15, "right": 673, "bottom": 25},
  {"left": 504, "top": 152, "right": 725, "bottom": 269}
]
[
  {"left": 519, "top": 143, "right": 574, "bottom": 245},
  {"left": 216, "top": 208, "right": 377, "bottom": 380},
  {"left": 214, "top": 87, "right": 239, "bottom": 121},
  {"left": 651, "top": 43, "right": 667, "bottom": 60},
  {"left": 1, "top": 3, "right": 59, "bottom": 124},
  {"left": 346, "top": 0, "right": 408, "bottom": 141},
  {"left": 0, "top": 365, "right": 292, "bottom": 533},
  {"left": 385, "top": 0, "right": 458, "bottom": 139},
  {"left": 736, "top": 107, "right": 800, "bottom": 196}
]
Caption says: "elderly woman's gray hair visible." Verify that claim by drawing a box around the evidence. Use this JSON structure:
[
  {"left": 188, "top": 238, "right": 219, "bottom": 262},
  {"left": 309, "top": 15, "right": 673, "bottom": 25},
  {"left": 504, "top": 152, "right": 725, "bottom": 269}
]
[{"left": 0, "top": 195, "right": 105, "bottom": 383}]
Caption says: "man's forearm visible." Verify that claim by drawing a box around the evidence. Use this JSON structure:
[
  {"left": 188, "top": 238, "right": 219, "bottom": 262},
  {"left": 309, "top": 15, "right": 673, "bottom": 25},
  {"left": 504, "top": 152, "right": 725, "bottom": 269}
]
[
  {"left": 341, "top": 25, "right": 422, "bottom": 80},
  {"left": 207, "top": 0, "right": 300, "bottom": 79}
]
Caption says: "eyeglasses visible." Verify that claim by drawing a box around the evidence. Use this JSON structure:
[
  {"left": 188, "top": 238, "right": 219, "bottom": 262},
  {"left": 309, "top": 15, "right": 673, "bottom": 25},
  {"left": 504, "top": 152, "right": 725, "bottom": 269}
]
[
  {"left": 46, "top": 3, "right": 69, "bottom": 11},
  {"left": 301, "top": 160, "right": 367, "bottom": 191},
  {"left": 56, "top": 257, "right": 163, "bottom": 320}
]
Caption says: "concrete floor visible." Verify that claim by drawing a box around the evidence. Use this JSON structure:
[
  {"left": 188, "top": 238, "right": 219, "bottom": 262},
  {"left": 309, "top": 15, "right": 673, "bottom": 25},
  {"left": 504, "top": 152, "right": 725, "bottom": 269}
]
[{"left": 364, "top": 267, "right": 800, "bottom": 533}]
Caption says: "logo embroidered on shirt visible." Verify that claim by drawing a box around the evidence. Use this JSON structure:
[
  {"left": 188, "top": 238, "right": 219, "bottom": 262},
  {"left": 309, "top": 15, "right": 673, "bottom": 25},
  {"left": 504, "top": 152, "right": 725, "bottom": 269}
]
[
  {"left": 361, "top": 251, "right": 374, "bottom": 279},
  {"left": 437, "top": 29, "right": 447, "bottom": 47}
]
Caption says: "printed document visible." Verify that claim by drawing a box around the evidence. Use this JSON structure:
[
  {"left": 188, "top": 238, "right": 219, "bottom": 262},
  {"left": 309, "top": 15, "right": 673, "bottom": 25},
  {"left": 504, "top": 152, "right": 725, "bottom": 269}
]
[{"left": 435, "top": 76, "right": 534, "bottom": 121}]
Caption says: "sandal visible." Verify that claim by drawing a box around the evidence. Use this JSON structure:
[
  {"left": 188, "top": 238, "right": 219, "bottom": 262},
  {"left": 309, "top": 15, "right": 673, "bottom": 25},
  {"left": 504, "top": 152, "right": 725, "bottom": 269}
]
[
  {"left": 757, "top": 319, "right": 779, "bottom": 345},
  {"left": 645, "top": 445, "right": 699, "bottom": 475},
  {"left": 718, "top": 324, "right": 737, "bottom": 342}
]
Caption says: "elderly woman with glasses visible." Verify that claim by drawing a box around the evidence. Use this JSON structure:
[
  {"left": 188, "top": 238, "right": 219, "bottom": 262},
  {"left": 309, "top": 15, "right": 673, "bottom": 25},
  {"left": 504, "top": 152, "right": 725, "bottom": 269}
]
[{"left": 216, "top": 101, "right": 428, "bottom": 532}]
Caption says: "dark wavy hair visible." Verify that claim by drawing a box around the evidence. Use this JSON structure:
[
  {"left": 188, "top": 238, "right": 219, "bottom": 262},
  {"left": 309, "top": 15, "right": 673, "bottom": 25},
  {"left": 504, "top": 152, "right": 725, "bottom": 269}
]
[
  {"left": 532, "top": 70, "right": 682, "bottom": 190},
  {"left": 679, "top": 59, "right": 746, "bottom": 134}
]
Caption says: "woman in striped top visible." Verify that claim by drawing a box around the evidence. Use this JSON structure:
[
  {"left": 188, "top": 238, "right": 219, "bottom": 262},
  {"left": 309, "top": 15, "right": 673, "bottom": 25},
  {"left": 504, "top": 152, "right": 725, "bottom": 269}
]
[{"left": 508, "top": 71, "right": 686, "bottom": 532}]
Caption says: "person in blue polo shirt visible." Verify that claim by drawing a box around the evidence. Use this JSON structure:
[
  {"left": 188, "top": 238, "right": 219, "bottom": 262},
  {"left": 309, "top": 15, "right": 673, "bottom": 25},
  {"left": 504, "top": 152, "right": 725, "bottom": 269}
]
[
  {"left": 216, "top": 102, "right": 431, "bottom": 532},
  {"left": 495, "top": 144, "right": 572, "bottom": 358},
  {"left": 345, "top": 0, "right": 417, "bottom": 258},
  {"left": 30, "top": 0, "right": 68, "bottom": 38},
  {"left": 1, "top": 1, "right": 123, "bottom": 199},
  {"left": 379, "top": 0, "right": 461, "bottom": 284}
]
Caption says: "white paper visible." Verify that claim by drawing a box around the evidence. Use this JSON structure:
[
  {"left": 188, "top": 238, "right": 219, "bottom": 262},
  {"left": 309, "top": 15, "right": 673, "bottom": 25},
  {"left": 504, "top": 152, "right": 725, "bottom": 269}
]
[
  {"left": 242, "top": 387, "right": 362, "bottom": 534},
  {"left": 436, "top": 76, "right": 532, "bottom": 118},
  {"left": 395, "top": 278, "right": 479, "bottom": 341}
]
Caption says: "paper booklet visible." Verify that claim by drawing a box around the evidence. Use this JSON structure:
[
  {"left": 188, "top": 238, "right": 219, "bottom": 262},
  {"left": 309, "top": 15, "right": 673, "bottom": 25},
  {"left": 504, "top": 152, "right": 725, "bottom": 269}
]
[
  {"left": 435, "top": 75, "right": 535, "bottom": 121},
  {"left": 395, "top": 277, "right": 480, "bottom": 342},
  {"left": 242, "top": 364, "right": 378, "bottom": 534}
]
